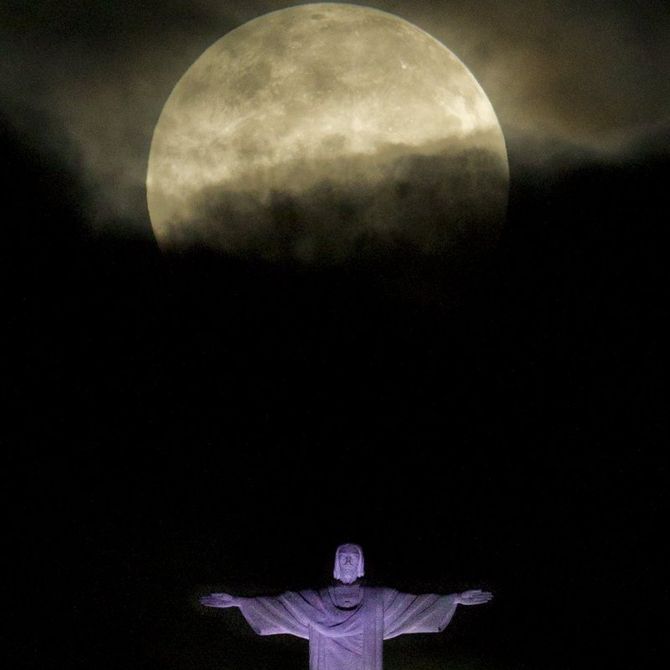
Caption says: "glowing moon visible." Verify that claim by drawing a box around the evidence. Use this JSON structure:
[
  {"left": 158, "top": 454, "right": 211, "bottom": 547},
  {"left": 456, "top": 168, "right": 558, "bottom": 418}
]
[{"left": 147, "top": 3, "right": 508, "bottom": 263}]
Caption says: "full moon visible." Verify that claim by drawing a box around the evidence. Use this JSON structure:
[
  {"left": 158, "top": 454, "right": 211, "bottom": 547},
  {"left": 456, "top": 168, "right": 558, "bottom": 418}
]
[{"left": 147, "top": 3, "right": 508, "bottom": 264}]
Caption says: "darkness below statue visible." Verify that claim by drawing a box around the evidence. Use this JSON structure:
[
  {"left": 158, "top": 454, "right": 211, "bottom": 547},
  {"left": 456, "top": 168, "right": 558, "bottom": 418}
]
[{"left": 200, "top": 543, "right": 493, "bottom": 670}]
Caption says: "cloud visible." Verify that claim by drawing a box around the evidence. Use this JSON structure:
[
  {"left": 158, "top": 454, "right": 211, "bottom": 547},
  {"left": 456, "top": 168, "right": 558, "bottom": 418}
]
[
  {"left": 394, "top": 0, "right": 670, "bottom": 153},
  {"left": 156, "top": 138, "right": 508, "bottom": 264},
  {"left": 1, "top": 1, "right": 667, "bottom": 237}
]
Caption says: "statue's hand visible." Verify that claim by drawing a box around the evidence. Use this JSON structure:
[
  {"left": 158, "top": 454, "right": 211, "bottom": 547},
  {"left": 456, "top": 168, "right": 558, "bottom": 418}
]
[
  {"left": 200, "top": 592, "right": 239, "bottom": 608},
  {"left": 456, "top": 589, "right": 493, "bottom": 606}
]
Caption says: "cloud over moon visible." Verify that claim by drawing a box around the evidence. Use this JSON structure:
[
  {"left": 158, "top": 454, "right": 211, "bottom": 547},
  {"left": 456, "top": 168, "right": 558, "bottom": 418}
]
[
  {"left": 156, "top": 135, "right": 507, "bottom": 263},
  {"left": 147, "top": 4, "right": 509, "bottom": 263},
  {"left": 3, "top": 1, "right": 667, "bottom": 238}
]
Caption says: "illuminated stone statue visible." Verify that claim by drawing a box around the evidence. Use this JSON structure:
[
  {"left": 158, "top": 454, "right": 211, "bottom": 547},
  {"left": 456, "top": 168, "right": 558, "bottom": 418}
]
[{"left": 200, "top": 543, "right": 493, "bottom": 670}]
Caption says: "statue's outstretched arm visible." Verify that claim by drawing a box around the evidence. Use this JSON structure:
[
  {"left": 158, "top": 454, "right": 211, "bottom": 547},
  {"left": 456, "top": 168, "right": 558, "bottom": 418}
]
[
  {"left": 454, "top": 589, "right": 493, "bottom": 606},
  {"left": 200, "top": 592, "right": 240, "bottom": 608}
]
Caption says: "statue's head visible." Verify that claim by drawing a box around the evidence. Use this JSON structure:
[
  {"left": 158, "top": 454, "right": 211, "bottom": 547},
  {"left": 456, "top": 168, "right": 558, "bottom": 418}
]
[{"left": 333, "top": 543, "right": 365, "bottom": 584}]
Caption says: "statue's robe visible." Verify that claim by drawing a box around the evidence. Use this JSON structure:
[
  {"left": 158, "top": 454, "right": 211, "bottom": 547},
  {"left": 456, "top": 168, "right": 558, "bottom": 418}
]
[{"left": 238, "top": 586, "right": 458, "bottom": 670}]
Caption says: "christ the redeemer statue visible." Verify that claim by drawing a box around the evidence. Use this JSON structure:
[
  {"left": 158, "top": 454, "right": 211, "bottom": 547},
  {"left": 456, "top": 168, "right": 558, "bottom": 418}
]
[{"left": 200, "top": 543, "right": 493, "bottom": 670}]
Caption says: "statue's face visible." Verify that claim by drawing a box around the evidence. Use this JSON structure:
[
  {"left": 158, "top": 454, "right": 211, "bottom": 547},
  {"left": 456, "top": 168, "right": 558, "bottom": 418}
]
[{"left": 337, "top": 548, "right": 360, "bottom": 584}]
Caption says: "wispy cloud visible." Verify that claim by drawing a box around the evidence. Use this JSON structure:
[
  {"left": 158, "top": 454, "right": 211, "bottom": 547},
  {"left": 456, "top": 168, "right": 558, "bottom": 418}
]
[{"left": 1, "top": 1, "right": 667, "bottom": 235}]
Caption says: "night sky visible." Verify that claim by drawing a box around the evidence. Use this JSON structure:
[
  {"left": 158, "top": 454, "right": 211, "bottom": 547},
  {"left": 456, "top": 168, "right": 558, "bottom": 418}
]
[{"left": 2, "top": 2, "right": 667, "bottom": 670}]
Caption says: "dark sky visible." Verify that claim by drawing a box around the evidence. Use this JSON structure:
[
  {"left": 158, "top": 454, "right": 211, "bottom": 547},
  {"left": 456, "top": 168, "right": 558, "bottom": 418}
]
[{"left": 2, "top": 2, "right": 667, "bottom": 670}]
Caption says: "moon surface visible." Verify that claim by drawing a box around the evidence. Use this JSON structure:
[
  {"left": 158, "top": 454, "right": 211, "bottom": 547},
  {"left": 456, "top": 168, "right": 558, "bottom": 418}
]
[{"left": 147, "top": 3, "right": 509, "bottom": 264}]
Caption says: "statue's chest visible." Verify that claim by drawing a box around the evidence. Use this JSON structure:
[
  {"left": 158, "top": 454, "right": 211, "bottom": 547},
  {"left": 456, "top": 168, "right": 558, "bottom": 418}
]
[{"left": 331, "top": 585, "right": 363, "bottom": 609}]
